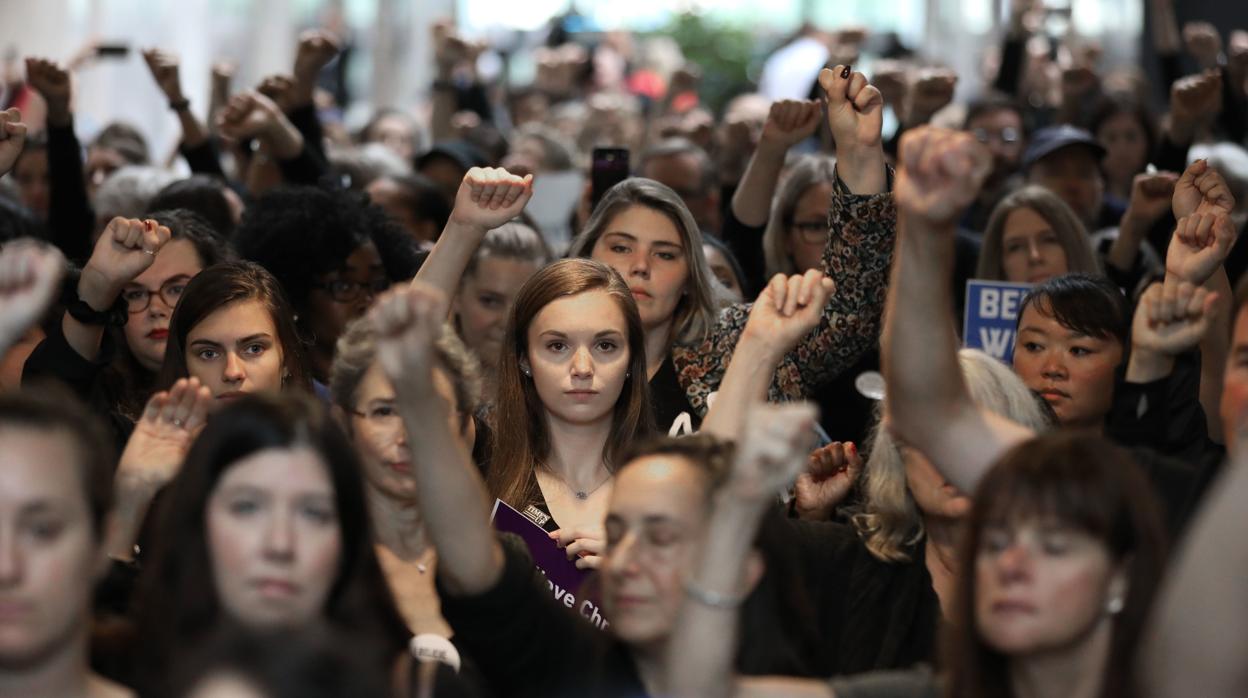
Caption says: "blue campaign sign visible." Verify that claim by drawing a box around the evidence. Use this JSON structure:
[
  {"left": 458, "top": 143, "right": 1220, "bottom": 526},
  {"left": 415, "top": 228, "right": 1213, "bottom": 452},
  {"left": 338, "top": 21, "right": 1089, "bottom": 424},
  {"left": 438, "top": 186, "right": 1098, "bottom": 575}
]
[{"left": 963, "top": 280, "right": 1033, "bottom": 363}]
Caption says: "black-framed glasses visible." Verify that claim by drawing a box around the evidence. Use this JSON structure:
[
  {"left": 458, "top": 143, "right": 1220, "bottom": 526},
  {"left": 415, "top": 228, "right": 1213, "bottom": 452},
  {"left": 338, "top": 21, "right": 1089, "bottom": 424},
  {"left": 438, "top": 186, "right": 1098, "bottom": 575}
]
[
  {"left": 122, "top": 276, "right": 190, "bottom": 313},
  {"left": 971, "top": 126, "right": 1020, "bottom": 145},
  {"left": 788, "top": 220, "right": 829, "bottom": 245},
  {"left": 311, "top": 277, "right": 390, "bottom": 303}
]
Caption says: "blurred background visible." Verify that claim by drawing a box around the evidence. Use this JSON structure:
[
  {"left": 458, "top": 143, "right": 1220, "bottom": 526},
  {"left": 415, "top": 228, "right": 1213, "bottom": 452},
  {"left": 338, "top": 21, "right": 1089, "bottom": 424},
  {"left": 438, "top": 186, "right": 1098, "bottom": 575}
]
[{"left": 3, "top": 0, "right": 1243, "bottom": 161}]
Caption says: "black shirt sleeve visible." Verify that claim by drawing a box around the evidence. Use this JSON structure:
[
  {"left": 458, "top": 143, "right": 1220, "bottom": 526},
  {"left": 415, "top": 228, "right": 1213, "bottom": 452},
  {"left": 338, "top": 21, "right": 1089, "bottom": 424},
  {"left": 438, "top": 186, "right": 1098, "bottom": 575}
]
[
  {"left": 1107, "top": 351, "right": 1211, "bottom": 464},
  {"left": 21, "top": 313, "right": 111, "bottom": 398},
  {"left": 179, "top": 139, "right": 227, "bottom": 179},
  {"left": 721, "top": 206, "right": 767, "bottom": 298},
  {"left": 45, "top": 120, "right": 95, "bottom": 262}
]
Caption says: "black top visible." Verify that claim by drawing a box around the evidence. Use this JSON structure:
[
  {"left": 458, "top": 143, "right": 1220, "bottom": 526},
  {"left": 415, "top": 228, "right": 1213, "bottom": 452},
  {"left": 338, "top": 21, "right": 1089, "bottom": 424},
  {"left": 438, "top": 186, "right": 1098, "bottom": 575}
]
[
  {"left": 438, "top": 534, "right": 648, "bottom": 698},
  {"left": 720, "top": 206, "right": 767, "bottom": 298},
  {"left": 649, "top": 354, "right": 702, "bottom": 437},
  {"left": 785, "top": 519, "right": 941, "bottom": 677}
]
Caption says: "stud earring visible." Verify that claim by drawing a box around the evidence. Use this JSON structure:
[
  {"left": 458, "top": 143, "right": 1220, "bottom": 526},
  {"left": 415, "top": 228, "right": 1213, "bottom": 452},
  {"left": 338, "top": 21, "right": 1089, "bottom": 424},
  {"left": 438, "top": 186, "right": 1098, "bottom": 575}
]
[
  {"left": 625, "top": 370, "right": 632, "bottom": 379},
  {"left": 522, "top": 366, "right": 532, "bottom": 377},
  {"left": 1106, "top": 596, "right": 1124, "bottom": 615}
]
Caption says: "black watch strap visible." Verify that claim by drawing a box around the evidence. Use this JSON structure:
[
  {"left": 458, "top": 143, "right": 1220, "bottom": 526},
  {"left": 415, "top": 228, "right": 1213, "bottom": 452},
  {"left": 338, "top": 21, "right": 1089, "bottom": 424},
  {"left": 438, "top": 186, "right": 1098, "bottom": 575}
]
[{"left": 61, "top": 282, "right": 127, "bottom": 327}]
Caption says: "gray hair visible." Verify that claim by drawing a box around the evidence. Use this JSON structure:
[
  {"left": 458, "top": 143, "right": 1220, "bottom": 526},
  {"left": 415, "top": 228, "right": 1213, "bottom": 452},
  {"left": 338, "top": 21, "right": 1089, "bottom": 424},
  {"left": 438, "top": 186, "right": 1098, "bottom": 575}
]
[
  {"left": 762, "top": 154, "right": 838, "bottom": 277},
  {"left": 463, "top": 222, "right": 552, "bottom": 281},
  {"left": 93, "top": 166, "right": 178, "bottom": 221},
  {"left": 638, "top": 138, "right": 717, "bottom": 196},
  {"left": 851, "top": 349, "right": 1055, "bottom": 563}
]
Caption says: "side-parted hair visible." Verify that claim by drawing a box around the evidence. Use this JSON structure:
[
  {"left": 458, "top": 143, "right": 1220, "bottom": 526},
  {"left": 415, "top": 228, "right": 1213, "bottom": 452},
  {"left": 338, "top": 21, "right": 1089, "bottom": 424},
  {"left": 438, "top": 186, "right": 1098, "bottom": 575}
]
[
  {"left": 762, "top": 154, "right": 838, "bottom": 277},
  {"left": 853, "top": 349, "right": 1056, "bottom": 563},
  {"left": 330, "top": 314, "right": 484, "bottom": 430},
  {"left": 976, "top": 186, "right": 1101, "bottom": 280},
  {"left": 462, "top": 221, "right": 553, "bottom": 281},
  {"left": 0, "top": 386, "right": 115, "bottom": 538},
  {"left": 157, "top": 261, "right": 312, "bottom": 392},
  {"left": 945, "top": 431, "right": 1167, "bottom": 698},
  {"left": 1016, "top": 273, "right": 1132, "bottom": 349},
  {"left": 567, "top": 177, "right": 732, "bottom": 345},
  {"left": 135, "top": 394, "right": 408, "bottom": 693},
  {"left": 488, "top": 258, "right": 654, "bottom": 509}
]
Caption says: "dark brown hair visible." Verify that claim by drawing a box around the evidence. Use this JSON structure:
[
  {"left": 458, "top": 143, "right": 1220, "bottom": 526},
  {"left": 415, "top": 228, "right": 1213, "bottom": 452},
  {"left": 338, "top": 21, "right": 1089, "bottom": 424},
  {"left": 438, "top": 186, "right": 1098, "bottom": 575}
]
[
  {"left": 134, "top": 394, "right": 407, "bottom": 695},
  {"left": 944, "top": 431, "right": 1167, "bottom": 698},
  {"left": 156, "top": 261, "right": 311, "bottom": 392},
  {"left": 488, "top": 258, "right": 654, "bottom": 509}
]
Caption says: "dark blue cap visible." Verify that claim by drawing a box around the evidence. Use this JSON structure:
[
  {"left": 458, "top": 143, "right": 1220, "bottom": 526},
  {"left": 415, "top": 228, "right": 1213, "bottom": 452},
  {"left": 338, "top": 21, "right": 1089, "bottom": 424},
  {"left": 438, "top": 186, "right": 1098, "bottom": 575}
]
[{"left": 1022, "top": 125, "right": 1106, "bottom": 170}]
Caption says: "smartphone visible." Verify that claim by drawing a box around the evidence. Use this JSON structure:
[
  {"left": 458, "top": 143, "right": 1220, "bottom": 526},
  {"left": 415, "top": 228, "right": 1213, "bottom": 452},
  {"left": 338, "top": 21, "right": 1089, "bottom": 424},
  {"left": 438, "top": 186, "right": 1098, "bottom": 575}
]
[
  {"left": 590, "top": 147, "right": 629, "bottom": 211},
  {"left": 95, "top": 43, "right": 130, "bottom": 59}
]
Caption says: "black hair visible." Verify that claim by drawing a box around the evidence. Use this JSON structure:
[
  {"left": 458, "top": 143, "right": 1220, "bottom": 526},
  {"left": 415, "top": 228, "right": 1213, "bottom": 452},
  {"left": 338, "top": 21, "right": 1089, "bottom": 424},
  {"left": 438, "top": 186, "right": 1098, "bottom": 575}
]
[
  {"left": 1090, "top": 97, "right": 1159, "bottom": 170},
  {"left": 148, "top": 176, "right": 238, "bottom": 237},
  {"left": 148, "top": 208, "right": 234, "bottom": 267},
  {"left": 0, "top": 385, "right": 115, "bottom": 537},
  {"left": 135, "top": 394, "right": 408, "bottom": 695},
  {"left": 370, "top": 173, "right": 453, "bottom": 239},
  {"left": 232, "top": 186, "right": 421, "bottom": 314},
  {"left": 1016, "top": 273, "right": 1132, "bottom": 348}
]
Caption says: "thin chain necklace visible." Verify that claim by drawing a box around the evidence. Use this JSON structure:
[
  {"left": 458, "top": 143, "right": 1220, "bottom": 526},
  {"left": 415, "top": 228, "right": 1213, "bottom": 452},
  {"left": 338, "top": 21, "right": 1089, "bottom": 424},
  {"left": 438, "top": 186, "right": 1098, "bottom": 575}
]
[{"left": 542, "top": 465, "right": 612, "bottom": 500}]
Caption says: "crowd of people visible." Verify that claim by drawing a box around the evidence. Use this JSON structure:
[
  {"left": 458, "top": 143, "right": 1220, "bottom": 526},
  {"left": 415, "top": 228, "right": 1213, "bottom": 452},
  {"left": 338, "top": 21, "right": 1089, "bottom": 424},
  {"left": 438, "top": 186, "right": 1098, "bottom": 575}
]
[{"left": 0, "top": 1, "right": 1246, "bottom": 696}]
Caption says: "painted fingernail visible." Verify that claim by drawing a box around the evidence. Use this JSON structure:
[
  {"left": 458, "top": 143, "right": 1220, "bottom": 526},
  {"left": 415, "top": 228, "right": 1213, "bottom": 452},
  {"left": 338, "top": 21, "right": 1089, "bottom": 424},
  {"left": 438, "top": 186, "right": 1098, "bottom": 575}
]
[{"left": 841, "top": 65, "right": 852, "bottom": 79}]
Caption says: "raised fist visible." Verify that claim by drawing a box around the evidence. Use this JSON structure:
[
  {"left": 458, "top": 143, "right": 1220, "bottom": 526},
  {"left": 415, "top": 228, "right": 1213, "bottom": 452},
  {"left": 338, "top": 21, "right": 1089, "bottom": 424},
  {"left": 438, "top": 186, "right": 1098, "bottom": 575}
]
[
  {"left": 1183, "top": 21, "right": 1223, "bottom": 70},
  {"left": 818, "top": 64, "right": 884, "bottom": 153},
  {"left": 82, "top": 218, "right": 172, "bottom": 303},
  {"left": 141, "top": 48, "right": 184, "bottom": 103},
  {"left": 1132, "top": 280, "right": 1217, "bottom": 358},
  {"left": 906, "top": 68, "right": 957, "bottom": 126},
  {"left": 1166, "top": 211, "right": 1237, "bottom": 286},
  {"left": 1173, "top": 158, "right": 1236, "bottom": 221},
  {"left": 369, "top": 283, "right": 449, "bottom": 396},
  {"left": 0, "top": 239, "right": 65, "bottom": 349},
  {"left": 729, "top": 402, "right": 820, "bottom": 503},
  {"left": 895, "top": 126, "right": 993, "bottom": 228},
  {"left": 794, "top": 441, "right": 863, "bottom": 521},
  {"left": 294, "top": 30, "right": 341, "bottom": 82},
  {"left": 1170, "top": 71, "right": 1223, "bottom": 141},
  {"left": 744, "top": 269, "right": 836, "bottom": 357},
  {"left": 759, "top": 99, "right": 822, "bottom": 150},
  {"left": 24, "top": 57, "right": 72, "bottom": 125},
  {"left": 448, "top": 167, "right": 534, "bottom": 232}
]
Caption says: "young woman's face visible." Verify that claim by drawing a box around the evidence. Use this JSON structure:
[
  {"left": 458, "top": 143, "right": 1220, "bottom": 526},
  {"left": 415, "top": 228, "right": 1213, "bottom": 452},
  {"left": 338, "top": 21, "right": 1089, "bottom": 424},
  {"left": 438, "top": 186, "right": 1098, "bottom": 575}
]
[
  {"left": 1097, "top": 111, "right": 1149, "bottom": 186},
  {"left": 0, "top": 428, "right": 100, "bottom": 667},
  {"left": 122, "top": 239, "right": 204, "bottom": 372},
  {"left": 524, "top": 290, "right": 630, "bottom": 428},
  {"left": 186, "top": 299, "right": 285, "bottom": 401},
  {"left": 348, "top": 361, "right": 471, "bottom": 503},
  {"left": 1000, "top": 207, "right": 1069, "bottom": 284},
  {"left": 975, "top": 518, "right": 1120, "bottom": 656},
  {"left": 784, "top": 182, "right": 834, "bottom": 273},
  {"left": 590, "top": 205, "right": 690, "bottom": 332},
  {"left": 454, "top": 257, "right": 542, "bottom": 376},
  {"left": 307, "top": 242, "right": 388, "bottom": 357},
  {"left": 1012, "top": 305, "right": 1123, "bottom": 429},
  {"left": 206, "top": 447, "right": 342, "bottom": 629},
  {"left": 602, "top": 455, "right": 708, "bottom": 647}
]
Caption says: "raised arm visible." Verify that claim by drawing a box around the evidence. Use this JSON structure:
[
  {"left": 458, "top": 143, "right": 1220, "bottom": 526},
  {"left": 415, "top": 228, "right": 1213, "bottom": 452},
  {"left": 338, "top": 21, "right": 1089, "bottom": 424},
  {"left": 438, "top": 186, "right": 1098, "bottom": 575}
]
[
  {"left": 666, "top": 402, "right": 817, "bottom": 698},
  {"left": 25, "top": 57, "right": 93, "bottom": 261},
  {"left": 142, "top": 49, "right": 211, "bottom": 151},
  {"left": 411, "top": 167, "right": 532, "bottom": 302},
  {"left": 1165, "top": 159, "right": 1239, "bottom": 442},
  {"left": 701, "top": 269, "right": 833, "bottom": 439},
  {"left": 1140, "top": 439, "right": 1248, "bottom": 697},
  {"left": 370, "top": 283, "right": 503, "bottom": 596},
  {"left": 108, "top": 378, "right": 212, "bottom": 561},
  {"left": 730, "top": 100, "right": 821, "bottom": 227},
  {"left": 884, "top": 126, "right": 1033, "bottom": 494},
  {"left": 0, "top": 108, "right": 28, "bottom": 179}
]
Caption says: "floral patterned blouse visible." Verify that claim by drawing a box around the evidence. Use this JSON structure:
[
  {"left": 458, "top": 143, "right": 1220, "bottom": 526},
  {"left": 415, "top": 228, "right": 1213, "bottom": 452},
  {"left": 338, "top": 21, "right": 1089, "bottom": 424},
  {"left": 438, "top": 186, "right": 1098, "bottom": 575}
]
[{"left": 671, "top": 170, "right": 896, "bottom": 416}]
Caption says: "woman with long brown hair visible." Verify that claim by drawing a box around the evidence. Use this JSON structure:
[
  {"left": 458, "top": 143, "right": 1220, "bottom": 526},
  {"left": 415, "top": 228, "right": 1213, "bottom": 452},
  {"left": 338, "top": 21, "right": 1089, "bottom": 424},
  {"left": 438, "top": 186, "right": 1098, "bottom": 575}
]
[{"left": 487, "top": 257, "right": 653, "bottom": 567}]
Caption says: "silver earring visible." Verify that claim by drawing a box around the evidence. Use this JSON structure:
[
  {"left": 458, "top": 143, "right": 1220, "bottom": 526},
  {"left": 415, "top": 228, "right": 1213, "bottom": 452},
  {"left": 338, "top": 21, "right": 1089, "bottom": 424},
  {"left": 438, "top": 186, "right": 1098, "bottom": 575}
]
[
  {"left": 625, "top": 370, "right": 631, "bottom": 379},
  {"left": 1106, "top": 596, "right": 1124, "bottom": 615},
  {"left": 522, "top": 366, "right": 531, "bottom": 377}
]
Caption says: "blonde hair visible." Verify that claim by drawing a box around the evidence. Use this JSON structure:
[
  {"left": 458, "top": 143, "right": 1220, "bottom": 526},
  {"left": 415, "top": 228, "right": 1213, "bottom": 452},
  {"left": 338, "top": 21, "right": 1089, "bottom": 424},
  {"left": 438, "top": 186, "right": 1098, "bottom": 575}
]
[
  {"left": 762, "top": 155, "right": 838, "bottom": 277},
  {"left": 851, "top": 349, "right": 1054, "bottom": 562}
]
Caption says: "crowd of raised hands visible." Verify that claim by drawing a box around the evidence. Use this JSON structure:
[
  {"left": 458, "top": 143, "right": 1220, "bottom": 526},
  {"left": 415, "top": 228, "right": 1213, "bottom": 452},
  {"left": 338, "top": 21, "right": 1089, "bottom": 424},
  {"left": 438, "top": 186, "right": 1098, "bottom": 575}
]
[{"left": 0, "top": 7, "right": 1245, "bottom": 698}]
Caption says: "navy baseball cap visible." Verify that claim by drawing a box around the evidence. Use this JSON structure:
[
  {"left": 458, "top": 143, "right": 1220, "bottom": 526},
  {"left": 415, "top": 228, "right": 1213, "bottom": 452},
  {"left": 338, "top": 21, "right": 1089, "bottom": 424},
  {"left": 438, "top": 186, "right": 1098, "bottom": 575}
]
[{"left": 1022, "top": 125, "right": 1106, "bottom": 170}]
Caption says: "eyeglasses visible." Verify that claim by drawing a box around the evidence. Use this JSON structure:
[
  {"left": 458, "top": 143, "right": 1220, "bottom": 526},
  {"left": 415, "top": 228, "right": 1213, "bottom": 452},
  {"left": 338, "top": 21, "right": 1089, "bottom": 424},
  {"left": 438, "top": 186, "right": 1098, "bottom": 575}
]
[
  {"left": 787, "top": 220, "right": 829, "bottom": 245},
  {"left": 312, "top": 277, "right": 390, "bottom": 303},
  {"left": 350, "top": 403, "right": 404, "bottom": 430},
  {"left": 122, "top": 276, "right": 190, "bottom": 313},
  {"left": 971, "top": 127, "right": 1021, "bottom": 145}
]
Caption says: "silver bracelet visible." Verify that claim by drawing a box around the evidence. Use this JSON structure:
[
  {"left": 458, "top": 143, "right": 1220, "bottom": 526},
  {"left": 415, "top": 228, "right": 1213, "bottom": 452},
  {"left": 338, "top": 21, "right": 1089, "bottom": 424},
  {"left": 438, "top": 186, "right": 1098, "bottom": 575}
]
[{"left": 684, "top": 579, "right": 747, "bottom": 609}]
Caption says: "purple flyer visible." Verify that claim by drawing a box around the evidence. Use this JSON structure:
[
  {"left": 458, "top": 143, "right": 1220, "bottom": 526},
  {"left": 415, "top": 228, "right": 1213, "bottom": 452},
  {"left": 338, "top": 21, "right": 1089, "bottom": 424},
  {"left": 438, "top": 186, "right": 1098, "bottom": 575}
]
[{"left": 491, "top": 499, "right": 610, "bottom": 630}]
